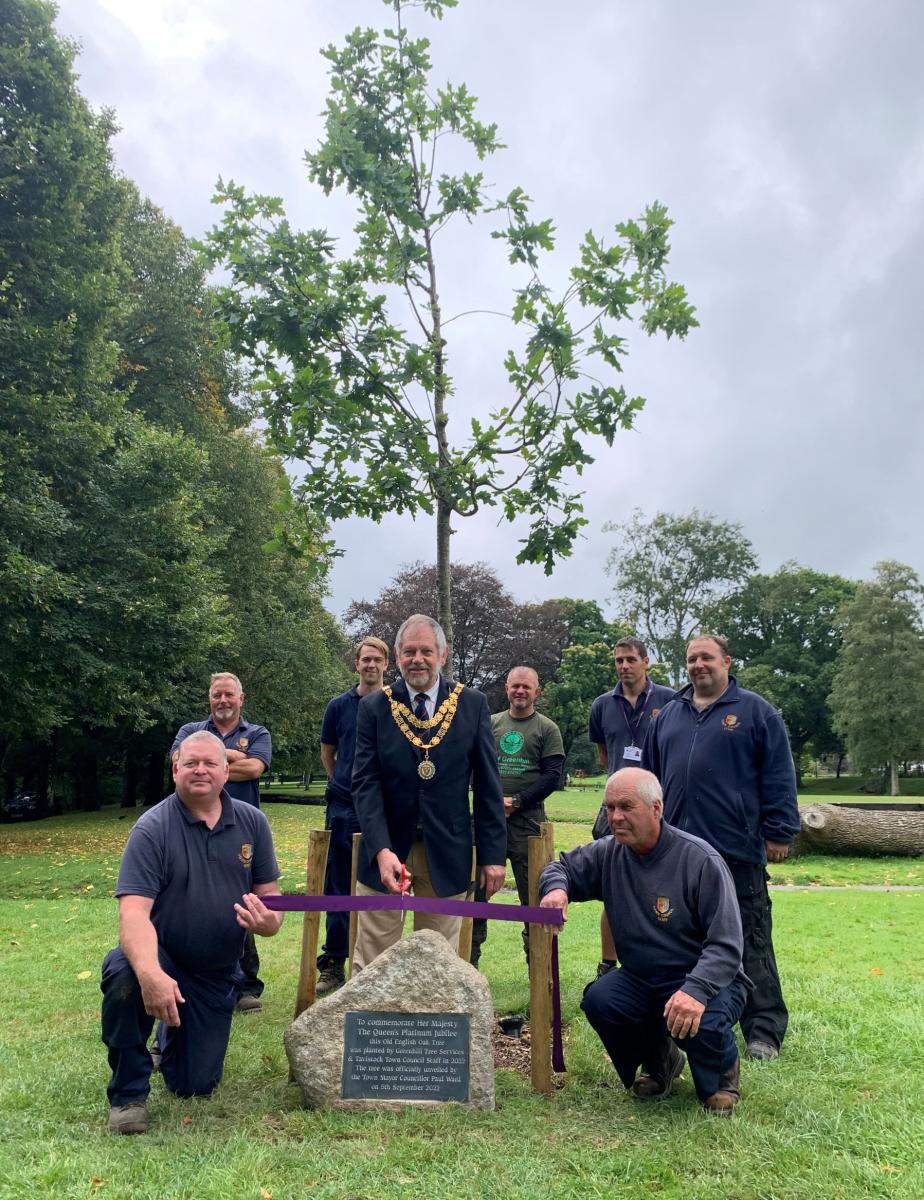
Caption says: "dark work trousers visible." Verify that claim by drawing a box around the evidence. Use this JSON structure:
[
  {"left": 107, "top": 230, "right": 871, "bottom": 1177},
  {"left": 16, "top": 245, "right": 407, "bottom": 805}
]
[
  {"left": 726, "top": 861, "right": 788, "bottom": 1050},
  {"left": 317, "top": 794, "right": 361, "bottom": 969},
  {"left": 238, "top": 932, "right": 263, "bottom": 998},
  {"left": 100, "top": 946, "right": 237, "bottom": 1105},
  {"left": 581, "top": 966, "right": 747, "bottom": 1101},
  {"left": 470, "top": 807, "right": 545, "bottom": 966}
]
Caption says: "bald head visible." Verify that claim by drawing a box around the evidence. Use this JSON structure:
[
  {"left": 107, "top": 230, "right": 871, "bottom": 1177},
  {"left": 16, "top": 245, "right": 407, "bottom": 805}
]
[{"left": 603, "top": 768, "right": 663, "bottom": 854}]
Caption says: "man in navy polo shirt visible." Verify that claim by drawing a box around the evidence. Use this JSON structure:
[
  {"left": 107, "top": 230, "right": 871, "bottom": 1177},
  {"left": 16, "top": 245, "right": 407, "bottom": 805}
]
[
  {"left": 172, "top": 672, "right": 272, "bottom": 1011},
  {"left": 316, "top": 637, "right": 390, "bottom": 995},
  {"left": 643, "top": 634, "right": 799, "bottom": 1062},
  {"left": 101, "top": 731, "right": 282, "bottom": 1135},
  {"left": 588, "top": 637, "right": 675, "bottom": 974}
]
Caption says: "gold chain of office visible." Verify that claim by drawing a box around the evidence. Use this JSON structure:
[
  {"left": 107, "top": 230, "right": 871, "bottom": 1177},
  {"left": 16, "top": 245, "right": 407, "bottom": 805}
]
[{"left": 384, "top": 682, "right": 465, "bottom": 780}]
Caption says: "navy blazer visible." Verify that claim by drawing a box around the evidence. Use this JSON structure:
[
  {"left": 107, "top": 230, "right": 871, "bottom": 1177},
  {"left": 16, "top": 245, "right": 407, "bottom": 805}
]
[{"left": 351, "top": 676, "right": 506, "bottom": 896}]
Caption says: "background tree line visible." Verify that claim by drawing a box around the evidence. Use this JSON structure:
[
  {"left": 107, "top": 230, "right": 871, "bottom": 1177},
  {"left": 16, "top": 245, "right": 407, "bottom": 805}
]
[
  {"left": 345, "top": 535, "right": 924, "bottom": 793},
  {"left": 0, "top": 1, "right": 350, "bottom": 816}
]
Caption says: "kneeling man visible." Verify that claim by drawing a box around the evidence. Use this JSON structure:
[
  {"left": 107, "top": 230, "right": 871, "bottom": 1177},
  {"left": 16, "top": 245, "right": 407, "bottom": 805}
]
[
  {"left": 539, "top": 768, "right": 748, "bottom": 1115},
  {"left": 101, "top": 731, "right": 283, "bottom": 1134}
]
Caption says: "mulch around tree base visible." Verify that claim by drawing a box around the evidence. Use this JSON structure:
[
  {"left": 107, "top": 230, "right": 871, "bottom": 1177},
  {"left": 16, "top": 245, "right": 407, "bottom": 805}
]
[
  {"left": 492, "top": 1021, "right": 566, "bottom": 1089},
  {"left": 492, "top": 1021, "right": 533, "bottom": 1076}
]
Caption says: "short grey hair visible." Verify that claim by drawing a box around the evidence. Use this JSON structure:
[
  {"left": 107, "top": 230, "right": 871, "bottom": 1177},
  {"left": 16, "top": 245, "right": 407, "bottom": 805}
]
[
  {"left": 605, "top": 769, "right": 663, "bottom": 808},
  {"left": 633, "top": 773, "right": 663, "bottom": 808},
  {"left": 395, "top": 614, "right": 447, "bottom": 657},
  {"left": 173, "top": 730, "right": 227, "bottom": 763},
  {"left": 209, "top": 671, "right": 243, "bottom": 693}
]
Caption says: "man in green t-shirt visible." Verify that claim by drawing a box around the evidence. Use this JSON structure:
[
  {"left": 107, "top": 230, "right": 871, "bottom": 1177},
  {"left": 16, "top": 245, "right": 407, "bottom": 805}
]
[{"left": 470, "top": 666, "right": 565, "bottom": 967}]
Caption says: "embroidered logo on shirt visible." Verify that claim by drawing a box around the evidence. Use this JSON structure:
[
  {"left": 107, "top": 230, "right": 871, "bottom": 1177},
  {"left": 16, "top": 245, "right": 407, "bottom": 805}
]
[
  {"left": 499, "top": 731, "right": 525, "bottom": 755},
  {"left": 238, "top": 737, "right": 249, "bottom": 749},
  {"left": 239, "top": 843, "right": 253, "bottom": 866},
  {"left": 722, "top": 715, "right": 739, "bottom": 730},
  {"left": 653, "top": 895, "right": 674, "bottom": 922}
]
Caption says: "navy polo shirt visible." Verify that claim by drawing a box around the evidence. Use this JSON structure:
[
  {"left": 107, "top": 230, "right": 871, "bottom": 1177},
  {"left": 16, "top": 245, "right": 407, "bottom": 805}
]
[
  {"left": 588, "top": 681, "right": 676, "bottom": 776},
  {"left": 172, "top": 716, "right": 271, "bottom": 808},
  {"left": 320, "top": 686, "right": 361, "bottom": 804},
  {"left": 115, "top": 791, "right": 280, "bottom": 973}
]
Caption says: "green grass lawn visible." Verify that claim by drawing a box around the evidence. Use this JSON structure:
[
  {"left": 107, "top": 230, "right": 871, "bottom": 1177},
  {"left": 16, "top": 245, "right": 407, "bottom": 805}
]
[{"left": 2, "top": 806, "right": 923, "bottom": 1199}]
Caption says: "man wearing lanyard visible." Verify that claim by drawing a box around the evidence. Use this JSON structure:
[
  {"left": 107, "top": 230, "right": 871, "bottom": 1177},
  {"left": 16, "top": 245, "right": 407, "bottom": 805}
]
[{"left": 588, "top": 638, "right": 675, "bottom": 975}]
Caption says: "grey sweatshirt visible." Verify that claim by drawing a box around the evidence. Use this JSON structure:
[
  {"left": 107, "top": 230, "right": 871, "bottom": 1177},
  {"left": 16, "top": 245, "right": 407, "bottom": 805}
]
[{"left": 539, "top": 821, "right": 747, "bottom": 1004}]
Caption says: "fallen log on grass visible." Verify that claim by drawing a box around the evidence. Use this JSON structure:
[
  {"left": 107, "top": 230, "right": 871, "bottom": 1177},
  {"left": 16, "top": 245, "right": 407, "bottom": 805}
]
[{"left": 796, "top": 803, "right": 924, "bottom": 856}]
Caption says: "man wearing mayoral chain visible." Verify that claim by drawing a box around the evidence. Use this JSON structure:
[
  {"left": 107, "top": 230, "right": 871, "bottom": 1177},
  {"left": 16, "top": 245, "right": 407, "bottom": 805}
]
[{"left": 351, "top": 614, "right": 507, "bottom": 969}]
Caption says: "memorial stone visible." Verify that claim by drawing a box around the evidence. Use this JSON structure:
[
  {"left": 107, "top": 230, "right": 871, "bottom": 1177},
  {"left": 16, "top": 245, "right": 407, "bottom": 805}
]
[{"left": 285, "top": 929, "right": 495, "bottom": 1111}]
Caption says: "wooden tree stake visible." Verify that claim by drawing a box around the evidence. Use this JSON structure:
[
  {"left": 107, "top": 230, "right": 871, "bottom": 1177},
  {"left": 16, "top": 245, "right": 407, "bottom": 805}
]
[
  {"left": 528, "top": 821, "right": 556, "bottom": 1096},
  {"left": 293, "top": 828, "right": 330, "bottom": 1019}
]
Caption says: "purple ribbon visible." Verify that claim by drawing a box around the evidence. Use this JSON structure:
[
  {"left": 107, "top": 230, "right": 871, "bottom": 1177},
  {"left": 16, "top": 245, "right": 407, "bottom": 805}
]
[{"left": 264, "top": 892, "right": 566, "bottom": 1072}]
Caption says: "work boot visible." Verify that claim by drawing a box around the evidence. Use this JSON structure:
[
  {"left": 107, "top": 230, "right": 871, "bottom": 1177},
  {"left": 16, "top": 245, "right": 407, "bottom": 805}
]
[
  {"left": 703, "top": 1055, "right": 741, "bottom": 1116},
  {"left": 745, "top": 1038, "right": 779, "bottom": 1061},
  {"left": 631, "top": 1042, "right": 686, "bottom": 1101},
  {"left": 107, "top": 1101, "right": 149, "bottom": 1135},
  {"left": 236, "top": 993, "right": 263, "bottom": 1013},
  {"left": 316, "top": 963, "right": 346, "bottom": 996}
]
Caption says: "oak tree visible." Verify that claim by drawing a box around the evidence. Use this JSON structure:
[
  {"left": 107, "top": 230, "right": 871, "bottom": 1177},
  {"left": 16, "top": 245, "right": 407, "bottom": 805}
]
[{"left": 204, "top": 0, "right": 696, "bottom": 653}]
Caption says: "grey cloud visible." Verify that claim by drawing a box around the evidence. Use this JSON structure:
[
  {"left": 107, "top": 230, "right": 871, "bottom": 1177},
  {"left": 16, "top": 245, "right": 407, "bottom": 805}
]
[{"left": 52, "top": 0, "right": 924, "bottom": 620}]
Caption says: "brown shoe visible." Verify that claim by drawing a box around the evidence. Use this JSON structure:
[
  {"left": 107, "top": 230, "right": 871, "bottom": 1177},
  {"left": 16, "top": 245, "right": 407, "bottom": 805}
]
[
  {"left": 108, "top": 1101, "right": 149, "bottom": 1135},
  {"left": 316, "top": 965, "right": 345, "bottom": 996},
  {"left": 236, "top": 993, "right": 262, "bottom": 1013},
  {"left": 631, "top": 1042, "right": 685, "bottom": 1101},
  {"left": 703, "top": 1055, "right": 741, "bottom": 1116}
]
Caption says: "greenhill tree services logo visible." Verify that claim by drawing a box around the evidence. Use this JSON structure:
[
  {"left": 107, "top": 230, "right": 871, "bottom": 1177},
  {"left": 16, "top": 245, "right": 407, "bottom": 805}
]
[{"left": 499, "top": 731, "right": 525, "bottom": 755}]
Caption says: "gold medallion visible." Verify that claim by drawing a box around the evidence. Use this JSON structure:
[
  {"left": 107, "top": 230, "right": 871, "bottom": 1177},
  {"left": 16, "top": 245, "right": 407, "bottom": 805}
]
[{"left": 385, "top": 682, "right": 464, "bottom": 782}]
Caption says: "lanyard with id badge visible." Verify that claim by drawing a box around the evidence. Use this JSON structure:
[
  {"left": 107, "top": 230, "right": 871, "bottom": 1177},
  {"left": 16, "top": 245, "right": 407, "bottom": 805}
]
[{"left": 621, "top": 682, "right": 653, "bottom": 762}]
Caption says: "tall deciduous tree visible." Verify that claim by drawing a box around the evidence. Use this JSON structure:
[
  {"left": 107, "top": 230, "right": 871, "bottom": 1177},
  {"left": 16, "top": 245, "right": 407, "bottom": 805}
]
[
  {"left": 114, "top": 189, "right": 250, "bottom": 437},
  {"left": 704, "top": 564, "right": 856, "bottom": 780},
  {"left": 605, "top": 508, "right": 756, "bottom": 685},
  {"left": 0, "top": 2, "right": 347, "bottom": 810},
  {"left": 829, "top": 561, "right": 924, "bottom": 795},
  {"left": 0, "top": 0, "right": 128, "bottom": 741},
  {"left": 203, "top": 0, "right": 696, "bottom": 653}
]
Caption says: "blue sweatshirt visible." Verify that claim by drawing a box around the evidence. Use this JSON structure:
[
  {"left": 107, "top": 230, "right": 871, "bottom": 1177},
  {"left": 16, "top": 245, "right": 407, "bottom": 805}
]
[
  {"left": 539, "top": 822, "right": 747, "bottom": 1004},
  {"left": 642, "top": 678, "right": 799, "bottom": 865}
]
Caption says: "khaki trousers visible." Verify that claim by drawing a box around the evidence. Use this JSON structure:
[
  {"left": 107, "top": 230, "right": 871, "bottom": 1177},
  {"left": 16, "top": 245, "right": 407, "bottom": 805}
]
[{"left": 353, "top": 840, "right": 466, "bottom": 972}]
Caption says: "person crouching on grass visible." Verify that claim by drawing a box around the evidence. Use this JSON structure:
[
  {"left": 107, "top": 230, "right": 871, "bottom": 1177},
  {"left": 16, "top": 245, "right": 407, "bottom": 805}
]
[
  {"left": 100, "top": 731, "right": 283, "bottom": 1135},
  {"left": 539, "top": 767, "right": 748, "bottom": 1115}
]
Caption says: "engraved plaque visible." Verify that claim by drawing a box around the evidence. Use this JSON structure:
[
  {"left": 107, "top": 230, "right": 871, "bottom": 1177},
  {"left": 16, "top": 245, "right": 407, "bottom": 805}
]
[{"left": 341, "top": 1011, "right": 470, "bottom": 1102}]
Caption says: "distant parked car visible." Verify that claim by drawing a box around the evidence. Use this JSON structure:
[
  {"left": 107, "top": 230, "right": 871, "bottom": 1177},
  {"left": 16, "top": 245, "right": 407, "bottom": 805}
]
[{"left": 3, "top": 790, "right": 41, "bottom": 822}]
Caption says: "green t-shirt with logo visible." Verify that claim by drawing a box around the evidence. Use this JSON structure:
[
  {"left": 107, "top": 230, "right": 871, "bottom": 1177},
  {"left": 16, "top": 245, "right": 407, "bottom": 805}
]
[{"left": 491, "top": 711, "right": 565, "bottom": 800}]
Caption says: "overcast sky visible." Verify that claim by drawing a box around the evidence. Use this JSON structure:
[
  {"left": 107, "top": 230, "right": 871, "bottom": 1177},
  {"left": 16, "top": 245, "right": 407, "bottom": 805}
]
[{"left": 53, "top": 0, "right": 924, "bottom": 624}]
